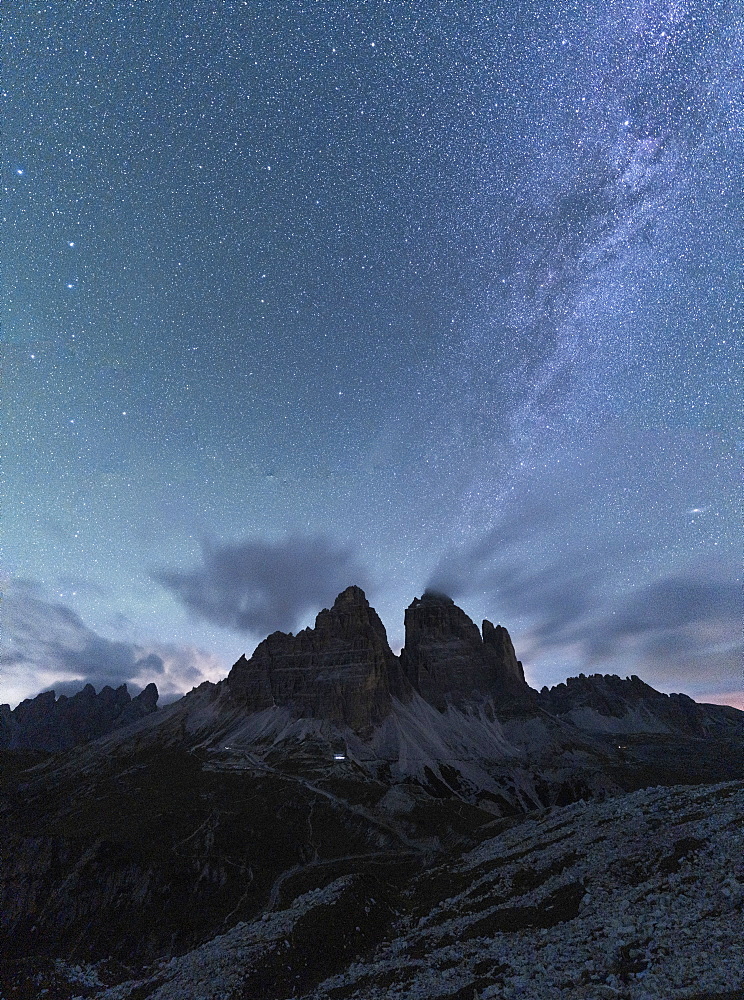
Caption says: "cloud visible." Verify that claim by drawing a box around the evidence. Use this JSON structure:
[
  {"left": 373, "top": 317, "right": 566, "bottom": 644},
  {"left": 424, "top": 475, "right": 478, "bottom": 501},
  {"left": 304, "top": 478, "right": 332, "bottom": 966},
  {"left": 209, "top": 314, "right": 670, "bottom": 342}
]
[
  {"left": 1, "top": 579, "right": 222, "bottom": 708},
  {"left": 2, "top": 580, "right": 164, "bottom": 686},
  {"left": 56, "top": 574, "right": 108, "bottom": 597},
  {"left": 128, "top": 642, "right": 224, "bottom": 703},
  {"left": 153, "top": 533, "right": 369, "bottom": 635},
  {"left": 431, "top": 529, "right": 740, "bottom": 693},
  {"left": 484, "top": 562, "right": 601, "bottom": 649},
  {"left": 427, "top": 499, "right": 559, "bottom": 598},
  {"left": 580, "top": 578, "right": 738, "bottom": 658},
  {"left": 106, "top": 612, "right": 135, "bottom": 633},
  {"left": 428, "top": 421, "right": 740, "bottom": 695},
  {"left": 492, "top": 567, "right": 741, "bottom": 691},
  {"left": 570, "top": 577, "right": 743, "bottom": 691}
]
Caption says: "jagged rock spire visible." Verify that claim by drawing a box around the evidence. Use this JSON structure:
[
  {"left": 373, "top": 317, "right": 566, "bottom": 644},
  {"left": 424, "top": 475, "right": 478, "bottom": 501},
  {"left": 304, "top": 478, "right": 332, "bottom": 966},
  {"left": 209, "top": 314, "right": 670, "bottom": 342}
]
[
  {"left": 482, "top": 620, "right": 528, "bottom": 691},
  {"left": 401, "top": 591, "right": 532, "bottom": 709},
  {"left": 0, "top": 682, "right": 159, "bottom": 752},
  {"left": 227, "top": 586, "right": 408, "bottom": 730}
]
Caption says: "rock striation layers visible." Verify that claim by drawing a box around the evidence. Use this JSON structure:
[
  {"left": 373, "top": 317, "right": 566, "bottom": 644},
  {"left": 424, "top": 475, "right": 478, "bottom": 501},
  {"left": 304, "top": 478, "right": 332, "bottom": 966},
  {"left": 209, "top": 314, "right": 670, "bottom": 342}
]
[
  {"left": 224, "top": 586, "right": 743, "bottom": 740},
  {"left": 227, "top": 586, "right": 408, "bottom": 730},
  {"left": 226, "top": 586, "right": 537, "bottom": 729},
  {"left": 400, "top": 590, "right": 533, "bottom": 710},
  {"left": 0, "top": 682, "right": 159, "bottom": 752}
]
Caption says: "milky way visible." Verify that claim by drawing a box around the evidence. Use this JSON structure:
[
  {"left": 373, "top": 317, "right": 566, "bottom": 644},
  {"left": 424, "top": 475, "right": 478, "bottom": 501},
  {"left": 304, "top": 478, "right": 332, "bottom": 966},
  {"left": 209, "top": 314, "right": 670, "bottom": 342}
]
[{"left": 3, "top": 0, "right": 741, "bottom": 707}]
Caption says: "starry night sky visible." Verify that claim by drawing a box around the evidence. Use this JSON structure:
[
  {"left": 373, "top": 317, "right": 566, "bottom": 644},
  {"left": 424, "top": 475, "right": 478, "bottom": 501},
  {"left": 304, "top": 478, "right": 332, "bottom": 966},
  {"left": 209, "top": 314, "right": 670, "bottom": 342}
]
[{"left": 3, "top": 0, "right": 742, "bottom": 709}]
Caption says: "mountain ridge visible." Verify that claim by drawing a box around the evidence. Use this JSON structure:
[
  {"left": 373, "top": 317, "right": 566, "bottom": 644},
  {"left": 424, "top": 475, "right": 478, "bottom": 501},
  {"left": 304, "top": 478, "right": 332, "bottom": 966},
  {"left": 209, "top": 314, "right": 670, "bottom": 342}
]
[
  {"left": 0, "top": 681, "right": 158, "bottom": 752},
  {"left": 1, "top": 586, "right": 743, "bottom": 998},
  {"left": 3, "top": 585, "right": 741, "bottom": 752}
]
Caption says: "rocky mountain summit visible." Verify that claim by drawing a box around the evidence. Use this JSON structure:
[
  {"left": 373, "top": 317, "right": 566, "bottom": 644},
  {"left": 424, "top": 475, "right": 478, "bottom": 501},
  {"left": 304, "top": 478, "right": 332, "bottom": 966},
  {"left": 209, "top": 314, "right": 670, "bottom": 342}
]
[
  {"left": 399, "top": 590, "right": 532, "bottom": 710},
  {"left": 221, "top": 585, "right": 740, "bottom": 741},
  {"left": 225, "top": 586, "right": 534, "bottom": 729},
  {"left": 1, "top": 586, "right": 743, "bottom": 999},
  {"left": 0, "top": 681, "right": 158, "bottom": 752},
  {"left": 227, "top": 585, "right": 407, "bottom": 729}
]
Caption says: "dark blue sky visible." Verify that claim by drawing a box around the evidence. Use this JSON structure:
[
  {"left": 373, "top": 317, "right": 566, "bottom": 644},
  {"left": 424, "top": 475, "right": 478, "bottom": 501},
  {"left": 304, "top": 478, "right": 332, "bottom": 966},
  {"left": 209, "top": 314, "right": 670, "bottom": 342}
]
[{"left": 4, "top": 0, "right": 741, "bottom": 708}]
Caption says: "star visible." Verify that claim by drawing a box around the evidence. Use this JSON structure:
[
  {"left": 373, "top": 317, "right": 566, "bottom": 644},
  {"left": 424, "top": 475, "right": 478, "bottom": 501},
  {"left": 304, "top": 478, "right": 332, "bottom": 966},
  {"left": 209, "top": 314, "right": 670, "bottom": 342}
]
[{"left": 3, "top": 0, "right": 740, "bottom": 714}]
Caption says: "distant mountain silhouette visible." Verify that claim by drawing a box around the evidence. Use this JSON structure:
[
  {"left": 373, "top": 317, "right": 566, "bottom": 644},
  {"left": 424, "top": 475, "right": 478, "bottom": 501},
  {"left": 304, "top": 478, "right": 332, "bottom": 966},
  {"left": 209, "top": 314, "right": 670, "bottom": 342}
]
[
  {"left": 223, "top": 584, "right": 739, "bottom": 741},
  {"left": 4, "top": 586, "right": 741, "bottom": 752},
  {"left": 0, "top": 681, "right": 158, "bottom": 752}
]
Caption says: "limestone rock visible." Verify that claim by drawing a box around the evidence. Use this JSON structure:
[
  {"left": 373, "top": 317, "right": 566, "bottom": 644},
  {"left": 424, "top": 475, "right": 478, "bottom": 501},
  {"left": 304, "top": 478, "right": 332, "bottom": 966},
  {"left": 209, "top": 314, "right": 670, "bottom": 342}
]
[
  {"left": 400, "top": 591, "right": 533, "bottom": 709},
  {"left": 227, "top": 585, "right": 407, "bottom": 730},
  {"left": 481, "top": 619, "right": 529, "bottom": 695},
  {"left": 0, "top": 682, "right": 160, "bottom": 752},
  {"left": 537, "top": 673, "right": 744, "bottom": 737}
]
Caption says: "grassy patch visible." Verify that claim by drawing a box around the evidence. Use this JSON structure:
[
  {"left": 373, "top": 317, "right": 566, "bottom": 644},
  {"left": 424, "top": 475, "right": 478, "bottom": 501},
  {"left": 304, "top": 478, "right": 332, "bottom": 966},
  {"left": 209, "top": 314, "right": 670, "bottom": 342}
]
[
  {"left": 510, "top": 852, "right": 578, "bottom": 896},
  {"left": 656, "top": 836, "right": 706, "bottom": 876}
]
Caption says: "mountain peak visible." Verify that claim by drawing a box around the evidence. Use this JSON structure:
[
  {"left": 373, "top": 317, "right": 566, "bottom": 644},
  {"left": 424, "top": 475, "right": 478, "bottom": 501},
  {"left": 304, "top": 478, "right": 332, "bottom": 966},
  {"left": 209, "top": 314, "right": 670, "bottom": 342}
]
[
  {"left": 227, "top": 586, "right": 406, "bottom": 730},
  {"left": 417, "top": 589, "right": 456, "bottom": 605},
  {"left": 227, "top": 587, "right": 533, "bottom": 727},
  {"left": 332, "top": 584, "right": 369, "bottom": 607},
  {"left": 536, "top": 671, "right": 737, "bottom": 736},
  {"left": 401, "top": 593, "right": 532, "bottom": 710}
]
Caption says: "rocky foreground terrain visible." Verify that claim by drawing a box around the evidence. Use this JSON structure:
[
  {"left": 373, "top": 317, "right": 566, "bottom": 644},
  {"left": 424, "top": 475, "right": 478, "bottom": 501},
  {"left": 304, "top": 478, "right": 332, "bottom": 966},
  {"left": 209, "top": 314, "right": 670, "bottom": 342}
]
[
  {"left": 1, "top": 587, "right": 743, "bottom": 999},
  {"left": 37, "top": 779, "right": 744, "bottom": 1000},
  {"left": 4, "top": 778, "right": 743, "bottom": 1000}
]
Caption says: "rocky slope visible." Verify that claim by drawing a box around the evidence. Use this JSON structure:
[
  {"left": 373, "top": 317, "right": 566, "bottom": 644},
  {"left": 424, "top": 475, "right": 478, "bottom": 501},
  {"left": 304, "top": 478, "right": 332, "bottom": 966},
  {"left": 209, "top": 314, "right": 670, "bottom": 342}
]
[
  {"left": 537, "top": 672, "right": 744, "bottom": 737},
  {"left": 1, "top": 586, "right": 743, "bottom": 999},
  {"left": 227, "top": 586, "right": 408, "bottom": 729},
  {"left": 0, "top": 682, "right": 159, "bottom": 752},
  {"left": 11, "top": 779, "right": 744, "bottom": 1000}
]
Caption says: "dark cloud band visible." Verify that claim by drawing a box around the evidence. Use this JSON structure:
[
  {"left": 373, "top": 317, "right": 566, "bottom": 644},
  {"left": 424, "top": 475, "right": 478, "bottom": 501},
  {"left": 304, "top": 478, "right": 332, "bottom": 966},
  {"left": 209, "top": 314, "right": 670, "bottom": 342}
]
[
  {"left": 1, "top": 580, "right": 219, "bottom": 706},
  {"left": 153, "top": 533, "right": 369, "bottom": 635}
]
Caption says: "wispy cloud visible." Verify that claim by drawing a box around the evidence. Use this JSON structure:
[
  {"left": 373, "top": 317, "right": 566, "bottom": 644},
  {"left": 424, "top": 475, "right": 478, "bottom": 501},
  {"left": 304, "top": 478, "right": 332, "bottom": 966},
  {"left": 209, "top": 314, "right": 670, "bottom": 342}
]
[
  {"left": 153, "top": 533, "right": 369, "bottom": 635},
  {"left": 431, "top": 531, "right": 740, "bottom": 693},
  {"left": 1, "top": 580, "right": 221, "bottom": 707},
  {"left": 429, "top": 421, "right": 740, "bottom": 696}
]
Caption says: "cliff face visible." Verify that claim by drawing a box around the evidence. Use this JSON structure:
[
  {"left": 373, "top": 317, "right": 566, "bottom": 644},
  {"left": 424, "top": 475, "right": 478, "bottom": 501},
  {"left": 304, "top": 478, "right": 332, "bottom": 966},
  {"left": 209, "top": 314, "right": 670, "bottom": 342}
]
[
  {"left": 400, "top": 591, "right": 533, "bottom": 710},
  {"left": 227, "top": 586, "right": 407, "bottom": 730},
  {"left": 0, "top": 682, "right": 159, "bottom": 752},
  {"left": 226, "top": 587, "right": 534, "bottom": 729},
  {"left": 481, "top": 619, "right": 530, "bottom": 697}
]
